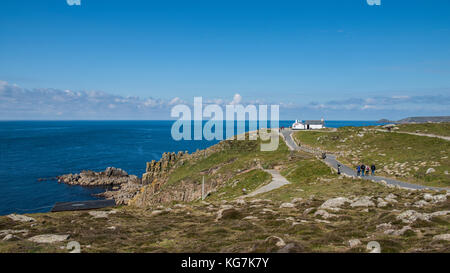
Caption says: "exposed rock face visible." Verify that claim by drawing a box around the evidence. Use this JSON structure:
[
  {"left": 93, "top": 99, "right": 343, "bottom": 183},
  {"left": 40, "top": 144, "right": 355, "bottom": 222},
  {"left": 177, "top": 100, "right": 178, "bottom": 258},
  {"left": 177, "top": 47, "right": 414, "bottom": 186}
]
[
  {"left": 99, "top": 180, "right": 142, "bottom": 205},
  {"left": 130, "top": 143, "right": 255, "bottom": 207},
  {"left": 58, "top": 167, "right": 139, "bottom": 186},
  {"left": 142, "top": 151, "right": 186, "bottom": 185}
]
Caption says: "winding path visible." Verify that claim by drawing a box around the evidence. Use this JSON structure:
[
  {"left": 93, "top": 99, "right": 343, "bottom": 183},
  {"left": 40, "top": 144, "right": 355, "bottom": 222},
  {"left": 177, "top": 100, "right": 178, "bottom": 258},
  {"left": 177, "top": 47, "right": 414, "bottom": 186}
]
[
  {"left": 280, "top": 129, "right": 448, "bottom": 191},
  {"left": 245, "top": 169, "right": 290, "bottom": 197},
  {"left": 375, "top": 129, "right": 450, "bottom": 141}
]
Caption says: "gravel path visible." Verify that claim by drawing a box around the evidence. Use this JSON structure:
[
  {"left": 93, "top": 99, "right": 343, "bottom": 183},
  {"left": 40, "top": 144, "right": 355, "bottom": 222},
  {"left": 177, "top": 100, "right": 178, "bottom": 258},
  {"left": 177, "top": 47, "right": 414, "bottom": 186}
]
[
  {"left": 376, "top": 129, "right": 450, "bottom": 141},
  {"left": 281, "top": 129, "right": 448, "bottom": 191},
  {"left": 245, "top": 169, "right": 290, "bottom": 197}
]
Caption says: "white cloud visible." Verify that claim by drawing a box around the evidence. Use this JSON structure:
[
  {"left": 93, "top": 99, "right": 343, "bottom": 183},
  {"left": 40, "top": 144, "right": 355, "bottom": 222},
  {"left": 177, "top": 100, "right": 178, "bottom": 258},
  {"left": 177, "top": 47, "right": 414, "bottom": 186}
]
[
  {"left": 1, "top": 81, "right": 448, "bottom": 120},
  {"left": 230, "top": 93, "right": 242, "bottom": 105}
]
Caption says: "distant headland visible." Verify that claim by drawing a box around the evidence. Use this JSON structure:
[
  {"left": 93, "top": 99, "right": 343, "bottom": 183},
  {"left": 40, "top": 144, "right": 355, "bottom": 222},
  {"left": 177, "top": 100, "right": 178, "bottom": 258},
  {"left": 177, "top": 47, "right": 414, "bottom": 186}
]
[{"left": 378, "top": 116, "right": 450, "bottom": 124}]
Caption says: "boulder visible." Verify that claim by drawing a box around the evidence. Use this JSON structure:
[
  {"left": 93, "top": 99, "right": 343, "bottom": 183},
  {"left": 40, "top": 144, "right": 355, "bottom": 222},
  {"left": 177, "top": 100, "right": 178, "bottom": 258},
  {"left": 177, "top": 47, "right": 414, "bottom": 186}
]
[
  {"left": 394, "top": 210, "right": 450, "bottom": 224},
  {"left": 384, "top": 226, "right": 413, "bottom": 236},
  {"left": 384, "top": 194, "right": 398, "bottom": 203},
  {"left": 348, "top": 239, "right": 362, "bottom": 248},
  {"left": 314, "top": 209, "right": 336, "bottom": 219},
  {"left": 276, "top": 242, "right": 304, "bottom": 253},
  {"left": 88, "top": 210, "right": 117, "bottom": 219},
  {"left": 28, "top": 234, "right": 70, "bottom": 244},
  {"left": 151, "top": 210, "right": 164, "bottom": 216},
  {"left": 424, "top": 193, "right": 447, "bottom": 203},
  {"left": 279, "top": 202, "right": 295, "bottom": 208},
  {"left": 264, "top": 236, "right": 286, "bottom": 248},
  {"left": 377, "top": 198, "right": 388, "bottom": 208},
  {"left": 433, "top": 234, "right": 450, "bottom": 241},
  {"left": 7, "top": 214, "right": 35, "bottom": 223},
  {"left": 350, "top": 196, "right": 375, "bottom": 207},
  {"left": 319, "top": 197, "right": 351, "bottom": 211},
  {"left": 216, "top": 208, "right": 241, "bottom": 221},
  {"left": 3, "top": 234, "right": 19, "bottom": 241},
  {"left": 413, "top": 200, "right": 429, "bottom": 208}
]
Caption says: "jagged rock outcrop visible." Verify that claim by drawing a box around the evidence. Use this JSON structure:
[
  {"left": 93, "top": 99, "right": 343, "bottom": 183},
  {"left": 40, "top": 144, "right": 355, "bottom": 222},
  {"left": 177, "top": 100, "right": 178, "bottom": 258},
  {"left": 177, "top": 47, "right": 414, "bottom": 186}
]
[
  {"left": 142, "top": 151, "right": 186, "bottom": 185},
  {"left": 58, "top": 167, "right": 139, "bottom": 186}
]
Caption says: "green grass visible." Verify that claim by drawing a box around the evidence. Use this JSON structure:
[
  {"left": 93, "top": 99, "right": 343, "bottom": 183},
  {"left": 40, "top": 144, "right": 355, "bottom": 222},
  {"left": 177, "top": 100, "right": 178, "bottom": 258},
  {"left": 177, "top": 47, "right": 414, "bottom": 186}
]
[
  {"left": 166, "top": 135, "right": 290, "bottom": 186},
  {"left": 396, "top": 122, "right": 450, "bottom": 137},
  {"left": 207, "top": 169, "right": 272, "bottom": 201},
  {"left": 293, "top": 126, "right": 450, "bottom": 187}
]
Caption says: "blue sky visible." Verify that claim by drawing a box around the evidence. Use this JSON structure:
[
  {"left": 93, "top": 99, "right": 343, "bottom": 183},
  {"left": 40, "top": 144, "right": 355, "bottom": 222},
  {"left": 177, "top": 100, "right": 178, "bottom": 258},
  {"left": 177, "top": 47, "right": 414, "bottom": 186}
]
[{"left": 1, "top": 0, "right": 450, "bottom": 120}]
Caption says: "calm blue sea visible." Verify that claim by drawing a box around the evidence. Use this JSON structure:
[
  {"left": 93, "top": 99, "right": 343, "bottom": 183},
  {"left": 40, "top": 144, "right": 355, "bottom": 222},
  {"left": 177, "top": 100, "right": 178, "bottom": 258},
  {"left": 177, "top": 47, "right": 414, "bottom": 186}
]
[{"left": 0, "top": 120, "right": 383, "bottom": 215}]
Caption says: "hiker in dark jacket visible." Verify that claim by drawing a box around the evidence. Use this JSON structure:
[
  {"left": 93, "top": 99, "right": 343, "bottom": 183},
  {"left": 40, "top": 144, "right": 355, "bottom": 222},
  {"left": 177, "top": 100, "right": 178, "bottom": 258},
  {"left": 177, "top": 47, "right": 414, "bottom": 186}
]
[
  {"left": 356, "top": 165, "right": 361, "bottom": 176},
  {"left": 371, "top": 164, "right": 376, "bottom": 175},
  {"left": 361, "top": 164, "right": 366, "bottom": 176},
  {"left": 337, "top": 164, "right": 341, "bottom": 175},
  {"left": 365, "top": 166, "right": 370, "bottom": 176}
]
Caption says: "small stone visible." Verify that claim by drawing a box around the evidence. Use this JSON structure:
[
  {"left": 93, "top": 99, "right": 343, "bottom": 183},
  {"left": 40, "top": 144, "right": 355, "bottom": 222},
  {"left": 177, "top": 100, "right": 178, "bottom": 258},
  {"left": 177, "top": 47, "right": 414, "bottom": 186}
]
[
  {"left": 426, "top": 168, "right": 435, "bottom": 174},
  {"left": 242, "top": 216, "right": 258, "bottom": 221},
  {"left": 151, "top": 210, "right": 164, "bottom": 216},
  {"left": 303, "top": 208, "right": 314, "bottom": 215}
]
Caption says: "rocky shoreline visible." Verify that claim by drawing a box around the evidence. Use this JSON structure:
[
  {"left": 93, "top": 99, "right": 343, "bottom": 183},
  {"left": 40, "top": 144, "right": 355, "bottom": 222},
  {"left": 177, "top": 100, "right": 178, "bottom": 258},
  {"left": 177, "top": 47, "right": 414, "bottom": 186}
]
[{"left": 57, "top": 167, "right": 140, "bottom": 186}]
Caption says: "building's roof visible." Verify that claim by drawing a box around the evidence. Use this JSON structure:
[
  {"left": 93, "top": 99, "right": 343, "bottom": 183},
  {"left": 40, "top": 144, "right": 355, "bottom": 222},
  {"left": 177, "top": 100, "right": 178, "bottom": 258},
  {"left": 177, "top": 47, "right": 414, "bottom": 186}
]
[{"left": 304, "top": 120, "right": 324, "bottom": 125}]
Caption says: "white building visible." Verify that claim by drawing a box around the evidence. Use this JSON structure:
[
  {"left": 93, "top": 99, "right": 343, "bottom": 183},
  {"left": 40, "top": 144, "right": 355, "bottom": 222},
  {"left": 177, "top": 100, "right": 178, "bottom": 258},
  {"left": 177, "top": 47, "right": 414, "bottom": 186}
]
[{"left": 292, "top": 119, "right": 325, "bottom": 130}]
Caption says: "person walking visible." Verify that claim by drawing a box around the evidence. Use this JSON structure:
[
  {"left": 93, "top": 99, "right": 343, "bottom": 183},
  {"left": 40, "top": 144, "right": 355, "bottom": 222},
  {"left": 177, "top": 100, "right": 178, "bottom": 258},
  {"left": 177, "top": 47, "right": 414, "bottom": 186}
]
[
  {"left": 356, "top": 165, "right": 361, "bottom": 176},
  {"left": 371, "top": 164, "right": 376, "bottom": 175},
  {"left": 361, "top": 164, "right": 366, "bottom": 177},
  {"left": 337, "top": 164, "right": 341, "bottom": 175},
  {"left": 366, "top": 166, "right": 370, "bottom": 176}
]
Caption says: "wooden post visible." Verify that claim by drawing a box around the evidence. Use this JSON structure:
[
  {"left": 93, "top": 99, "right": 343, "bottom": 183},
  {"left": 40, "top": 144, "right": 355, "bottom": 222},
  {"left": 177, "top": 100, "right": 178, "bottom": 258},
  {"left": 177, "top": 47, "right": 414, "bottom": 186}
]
[{"left": 201, "top": 176, "right": 205, "bottom": 200}]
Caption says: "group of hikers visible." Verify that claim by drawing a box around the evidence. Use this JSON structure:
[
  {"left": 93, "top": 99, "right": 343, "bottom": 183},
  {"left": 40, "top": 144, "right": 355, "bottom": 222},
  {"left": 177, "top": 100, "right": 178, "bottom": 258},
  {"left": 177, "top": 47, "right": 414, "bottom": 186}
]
[{"left": 356, "top": 164, "right": 376, "bottom": 176}]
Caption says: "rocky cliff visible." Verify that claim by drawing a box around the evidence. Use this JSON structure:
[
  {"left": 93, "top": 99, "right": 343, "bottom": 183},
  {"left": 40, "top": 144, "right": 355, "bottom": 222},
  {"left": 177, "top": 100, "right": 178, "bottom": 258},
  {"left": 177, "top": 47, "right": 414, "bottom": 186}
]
[{"left": 128, "top": 139, "right": 263, "bottom": 207}]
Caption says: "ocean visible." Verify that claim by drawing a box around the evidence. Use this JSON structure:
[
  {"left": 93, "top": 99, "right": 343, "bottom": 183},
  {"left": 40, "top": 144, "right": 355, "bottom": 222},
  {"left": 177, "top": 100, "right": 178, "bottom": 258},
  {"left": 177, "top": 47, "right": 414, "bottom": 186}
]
[{"left": 0, "top": 120, "right": 384, "bottom": 215}]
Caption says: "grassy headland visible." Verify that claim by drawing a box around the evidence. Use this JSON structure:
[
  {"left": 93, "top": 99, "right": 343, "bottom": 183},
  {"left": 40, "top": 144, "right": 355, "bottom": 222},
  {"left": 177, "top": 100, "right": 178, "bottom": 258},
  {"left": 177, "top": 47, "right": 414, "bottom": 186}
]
[{"left": 293, "top": 123, "right": 450, "bottom": 188}]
